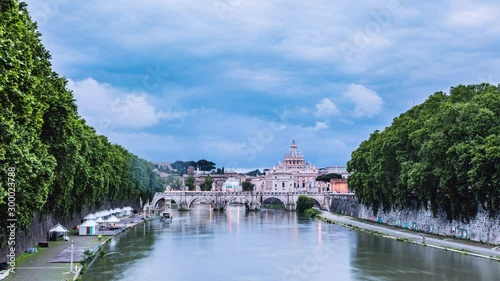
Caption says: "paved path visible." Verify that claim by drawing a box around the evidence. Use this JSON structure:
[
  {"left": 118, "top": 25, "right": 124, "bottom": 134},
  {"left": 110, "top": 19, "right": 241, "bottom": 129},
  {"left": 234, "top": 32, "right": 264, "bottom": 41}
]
[
  {"left": 320, "top": 211, "right": 500, "bottom": 260},
  {"left": 6, "top": 233, "right": 101, "bottom": 281}
]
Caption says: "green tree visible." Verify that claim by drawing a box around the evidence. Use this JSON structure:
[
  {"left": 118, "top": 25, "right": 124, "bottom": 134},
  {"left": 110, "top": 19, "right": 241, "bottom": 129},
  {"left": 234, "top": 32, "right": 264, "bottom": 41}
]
[
  {"left": 165, "top": 175, "right": 182, "bottom": 190},
  {"left": 185, "top": 176, "right": 196, "bottom": 191},
  {"left": 0, "top": 0, "right": 166, "bottom": 234},
  {"left": 242, "top": 181, "right": 255, "bottom": 192},
  {"left": 200, "top": 176, "right": 214, "bottom": 191},
  {"left": 196, "top": 159, "right": 216, "bottom": 171},
  {"left": 315, "top": 173, "right": 342, "bottom": 182},
  {"left": 296, "top": 195, "right": 314, "bottom": 214},
  {"left": 348, "top": 84, "right": 500, "bottom": 221}
]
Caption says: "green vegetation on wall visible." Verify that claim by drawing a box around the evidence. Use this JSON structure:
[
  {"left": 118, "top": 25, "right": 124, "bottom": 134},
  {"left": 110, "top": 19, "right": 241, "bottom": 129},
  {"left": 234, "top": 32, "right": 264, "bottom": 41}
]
[
  {"left": 348, "top": 84, "right": 500, "bottom": 221},
  {"left": 0, "top": 0, "right": 164, "bottom": 234}
]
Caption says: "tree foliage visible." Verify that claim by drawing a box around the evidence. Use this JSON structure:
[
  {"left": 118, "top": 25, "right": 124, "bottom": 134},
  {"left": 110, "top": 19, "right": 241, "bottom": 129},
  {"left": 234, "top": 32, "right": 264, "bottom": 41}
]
[
  {"left": 0, "top": 0, "right": 164, "bottom": 234},
  {"left": 165, "top": 175, "right": 182, "bottom": 190},
  {"left": 242, "top": 181, "right": 255, "bottom": 192},
  {"left": 184, "top": 176, "right": 196, "bottom": 191},
  {"left": 245, "top": 169, "right": 264, "bottom": 177},
  {"left": 348, "top": 84, "right": 500, "bottom": 221},
  {"left": 296, "top": 195, "right": 314, "bottom": 214},
  {"left": 316, "top": 173, "right": 342, "bottom": 182},
  {"left": 200, "top": 176, "right": 214, "bottom": 191}
]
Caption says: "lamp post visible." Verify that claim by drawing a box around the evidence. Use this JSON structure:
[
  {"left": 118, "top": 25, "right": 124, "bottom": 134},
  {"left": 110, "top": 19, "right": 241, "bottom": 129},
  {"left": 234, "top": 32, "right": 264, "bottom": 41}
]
[{"left": 70, "top": 240, "right": 74, "bottom": 273}]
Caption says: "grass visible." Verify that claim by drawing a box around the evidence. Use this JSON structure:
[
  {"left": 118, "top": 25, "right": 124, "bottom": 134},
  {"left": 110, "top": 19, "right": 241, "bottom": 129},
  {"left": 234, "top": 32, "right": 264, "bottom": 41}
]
[
  {"left": 15, "top": 246, "right": 47, "bottom": 266},
  {"left": 262, "top": 204, "right": 285, "bottom": 209},
  {"left": 305, "top": 208, "right": 321, "bottom": 218}
]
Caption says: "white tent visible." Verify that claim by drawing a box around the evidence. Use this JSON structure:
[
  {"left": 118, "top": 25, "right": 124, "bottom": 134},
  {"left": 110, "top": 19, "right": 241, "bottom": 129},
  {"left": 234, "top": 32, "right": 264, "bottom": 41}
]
[
  {"left": 48, "top": 223, "right": 69, "bottom": 241},
  {"left": 83, "top": 213, "right": 96, "bottom": 221},
  {"left": 113, "top": 208, "right": 123, "bottom": 217},
  {"left": 79, "top": 220, "right": 97, "bottom": 236},
  {"left": 106, "top": 216, "right": 120, "bottom": 223},
  {"left": 49, "top": 223, "right": 68, "bottom": 234},
  {"left": 95, "top": 217, "right": 106, "bottom": 230},
  {"left": 122, "top": 206, "right": 133, "bottom": 216},
  {"left": 95, "top": 210, "right": 111, "bottom": 218}
]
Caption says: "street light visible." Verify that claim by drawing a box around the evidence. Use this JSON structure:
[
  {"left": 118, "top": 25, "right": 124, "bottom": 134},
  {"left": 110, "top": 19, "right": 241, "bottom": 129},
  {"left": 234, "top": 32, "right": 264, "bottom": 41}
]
[{"left": 70, "top": 240, "right": 74, "bottom": 273}]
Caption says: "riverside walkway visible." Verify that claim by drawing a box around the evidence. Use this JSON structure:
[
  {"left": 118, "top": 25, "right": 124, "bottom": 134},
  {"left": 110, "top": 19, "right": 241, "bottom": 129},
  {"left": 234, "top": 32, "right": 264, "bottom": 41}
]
[{"left": 320, "top": 211, "right": 500, "bottom": 260}]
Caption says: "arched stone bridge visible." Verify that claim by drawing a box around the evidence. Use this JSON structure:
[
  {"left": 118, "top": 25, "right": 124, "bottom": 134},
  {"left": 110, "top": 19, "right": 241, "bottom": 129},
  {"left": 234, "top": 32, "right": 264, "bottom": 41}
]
[{"left": 148, "top": 191, "right": 355, "bottom": 212}]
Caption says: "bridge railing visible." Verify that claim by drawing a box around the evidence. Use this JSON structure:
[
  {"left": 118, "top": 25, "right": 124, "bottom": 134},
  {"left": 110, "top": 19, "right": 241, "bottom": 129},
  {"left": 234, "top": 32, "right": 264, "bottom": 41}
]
[{"left": 156, "top": 191, "right": 355, "bottom": 196}]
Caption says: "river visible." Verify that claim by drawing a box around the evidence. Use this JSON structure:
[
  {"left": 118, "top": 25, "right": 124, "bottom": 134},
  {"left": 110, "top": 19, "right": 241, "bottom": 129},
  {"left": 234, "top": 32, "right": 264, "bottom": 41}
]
[{"left": 83, "top": 205, "right": 500, "bottom": 281}]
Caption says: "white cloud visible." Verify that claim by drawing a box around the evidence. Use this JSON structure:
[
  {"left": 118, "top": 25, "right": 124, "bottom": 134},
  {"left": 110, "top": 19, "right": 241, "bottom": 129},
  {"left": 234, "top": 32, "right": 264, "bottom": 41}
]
[
  {"left": 342, "top": 84, "right": 383, "bottom": 117},
  {"left": 223, "top": 66, "right": 291, "bottom": 91},
  {"left": 68, "top": 78, "right": 189, "bottom": 131},
  {"left": 448, "top": 5, "right": 499, "bottom": 29},
  {"left": 315, "top": 98, "right": 340, "bottom": 117},
  {"left": 313, "top": 121, "right": 329, "bottom": 130}
]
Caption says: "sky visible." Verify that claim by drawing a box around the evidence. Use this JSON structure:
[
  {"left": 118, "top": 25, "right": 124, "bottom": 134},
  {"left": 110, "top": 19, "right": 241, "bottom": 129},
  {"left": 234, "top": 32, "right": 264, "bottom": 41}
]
[{"left": 24, "top": 0, "right": 500, "bottom": 171}]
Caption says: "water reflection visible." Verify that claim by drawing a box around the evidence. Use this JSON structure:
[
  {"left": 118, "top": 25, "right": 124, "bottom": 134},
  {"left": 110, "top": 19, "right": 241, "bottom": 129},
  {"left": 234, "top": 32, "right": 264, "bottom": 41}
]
[
  {"left": 83, "top": 205, "right": 500, "bottom": 281},
  {"left": 351, "top": 234, "right": 500, "bottom": 281}
]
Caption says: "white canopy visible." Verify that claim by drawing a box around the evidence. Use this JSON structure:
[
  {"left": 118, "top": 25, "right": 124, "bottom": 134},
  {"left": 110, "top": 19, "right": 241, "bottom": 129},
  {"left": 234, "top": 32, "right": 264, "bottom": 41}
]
[
  {"left": 122, "top": 206, "right": 133, "bottom": 211},
  {"left": 113, "top": 208, "right": 122, "bottom": 213},
  {"left": 84, "top": 213, "right": 97, "bottom": 220},
  {"left": 80, "top": 220, "right": 98, "bottom": 227},
  {"left": 95, "top": 217, "right": 105, "bottom": 223},
  {"left": 106, "top": 216, "right": 120, "bottom": 223},
  {"left": 95, "top": 210, "right": 110, "bottom": 217},
  {"left": 49, "top": 223, "right": 69, "bottom": 233}
]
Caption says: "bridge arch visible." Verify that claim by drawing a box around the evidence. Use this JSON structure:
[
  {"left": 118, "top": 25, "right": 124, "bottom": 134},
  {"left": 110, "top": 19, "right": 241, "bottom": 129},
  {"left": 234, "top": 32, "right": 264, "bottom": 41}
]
[
  {"left": 152, "top": 196, "right": 179, "bottom": 209},
  {"left": 154, "top": 198, "right": 168, "bottom": 209},
  {"left": 226, "top": 196, "right": 250, "bottom": 206},
  {"left": 261, "top": 196, "right": 287, "bottom": 207},
  {"left": 187, "top": 196, "right": 213, "bottom": 208},
  {"left": 305, "top": 196, "right": 322, "bottom": 208}
]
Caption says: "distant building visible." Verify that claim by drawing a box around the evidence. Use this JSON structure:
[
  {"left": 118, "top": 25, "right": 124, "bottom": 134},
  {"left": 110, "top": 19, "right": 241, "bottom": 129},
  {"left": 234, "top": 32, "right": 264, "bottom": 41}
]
[
  {"left": 330, "top": 178, "right": 349, "bottom": 193},
  {"left": 250, "top": 176, "right": 266, "bottom": 192},
  {"left": 266, "top": 140, "right": 319, "bottom": 191},
  {"left": 223, "top": 177, "right": 241, "bottom": 192},
  {"left": 325, "top": 166, "right": 349, "bottom": 178}
]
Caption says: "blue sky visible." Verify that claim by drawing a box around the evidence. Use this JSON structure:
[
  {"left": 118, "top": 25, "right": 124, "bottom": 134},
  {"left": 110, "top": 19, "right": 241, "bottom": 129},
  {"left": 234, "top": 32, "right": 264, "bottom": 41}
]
[{"left": 25, "top": 0, "right": 500, "bottom": 171}]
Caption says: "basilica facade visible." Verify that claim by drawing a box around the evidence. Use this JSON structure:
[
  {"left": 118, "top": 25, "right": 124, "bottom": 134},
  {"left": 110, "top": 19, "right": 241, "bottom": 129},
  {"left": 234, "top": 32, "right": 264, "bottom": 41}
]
[{"left": 265, "top": 140, "right": 320, "bottom": 192}]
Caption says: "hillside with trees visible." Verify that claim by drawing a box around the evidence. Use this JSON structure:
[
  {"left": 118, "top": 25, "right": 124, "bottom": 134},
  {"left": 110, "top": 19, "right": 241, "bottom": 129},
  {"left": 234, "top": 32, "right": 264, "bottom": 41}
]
[
  {"left": 0, "top": 0, "right": 165, "bottom": 234},
  {"left": 348, "top": 84, "right": 500, "bottom": 221}
]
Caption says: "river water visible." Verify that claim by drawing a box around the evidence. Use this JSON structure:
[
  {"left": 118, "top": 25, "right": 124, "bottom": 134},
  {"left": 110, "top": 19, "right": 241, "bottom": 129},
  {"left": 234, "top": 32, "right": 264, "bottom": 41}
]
[{"left": 83, "top": 205, "right": 500, "bottom": 281}]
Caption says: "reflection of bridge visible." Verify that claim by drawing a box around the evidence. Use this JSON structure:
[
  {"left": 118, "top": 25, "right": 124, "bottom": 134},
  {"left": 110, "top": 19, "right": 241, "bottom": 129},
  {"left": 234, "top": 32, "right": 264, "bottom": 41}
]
[{"left": 148, "top": 191, "right": 355, "bottom": 212}]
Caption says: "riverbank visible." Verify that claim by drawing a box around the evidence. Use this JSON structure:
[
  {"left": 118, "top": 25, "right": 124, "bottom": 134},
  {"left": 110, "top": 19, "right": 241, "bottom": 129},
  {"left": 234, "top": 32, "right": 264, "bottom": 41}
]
[
  {"left": 4, "top": 216, "right": 145, "bottom": 281},
  {"left": 318, "top": 211, "right": 500, "bottom": 261}
]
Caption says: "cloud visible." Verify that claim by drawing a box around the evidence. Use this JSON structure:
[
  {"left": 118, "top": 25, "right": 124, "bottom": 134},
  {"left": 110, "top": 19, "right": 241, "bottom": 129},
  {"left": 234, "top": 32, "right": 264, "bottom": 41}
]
[
  {"left": 223, "top": 65, "right": 292, "bottom": 91},
  {"left": 68, "top": 78, "right": 189, "bottom": 131},
  {"left": 448, "top": 4, "right": 499, "bottom": 29},
  {"left": 313, "top": 121, "right": 329, "bottom": 130},
  {"left": 342, "top": 84, "right": 383, "bottom": 117},
  {"left": 315, "top": 98, "right": 340, "bottom": 117}
]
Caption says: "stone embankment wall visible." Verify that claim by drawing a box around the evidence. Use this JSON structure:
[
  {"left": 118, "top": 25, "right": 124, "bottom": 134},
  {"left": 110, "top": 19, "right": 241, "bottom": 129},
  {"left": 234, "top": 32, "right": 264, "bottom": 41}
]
[
  {"left": 330, "top": 197, "right": 500, "bottom": 245},
  {"left": 0, "top": 199, "right": 140, "bottom": 261}
]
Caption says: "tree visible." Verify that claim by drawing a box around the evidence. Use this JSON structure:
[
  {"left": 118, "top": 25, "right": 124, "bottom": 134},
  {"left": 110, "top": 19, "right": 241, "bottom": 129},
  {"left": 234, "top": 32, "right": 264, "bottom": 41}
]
[
  {"left": 200, "top": 176, "right": 214, "bottom": 191},
  {"left": 242, "top": 181, "right": 255, "bottom": 192},
  {"left": 196, "top": 159, "right": 216, "bottom": 171},
  {"left": 316, "top": 173, "right": 342, "bottom": 182},
  {"left": 185, "top": 176, "right": 196, "bottom": 191},
  {"left": 246, "top": 169, "right": 264, "bottom": 176},
  {"left": 296, "top": 196, "right": 314, "bottom": 214},
  {"left": 348, "top": 84, "right": 500, "bottom": 221},
  {"left": 165, "top": 175, "right": 182, "bottom": 190},
  {"left": 0, "top": 0, "right": 166, "bottom": 233}
]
